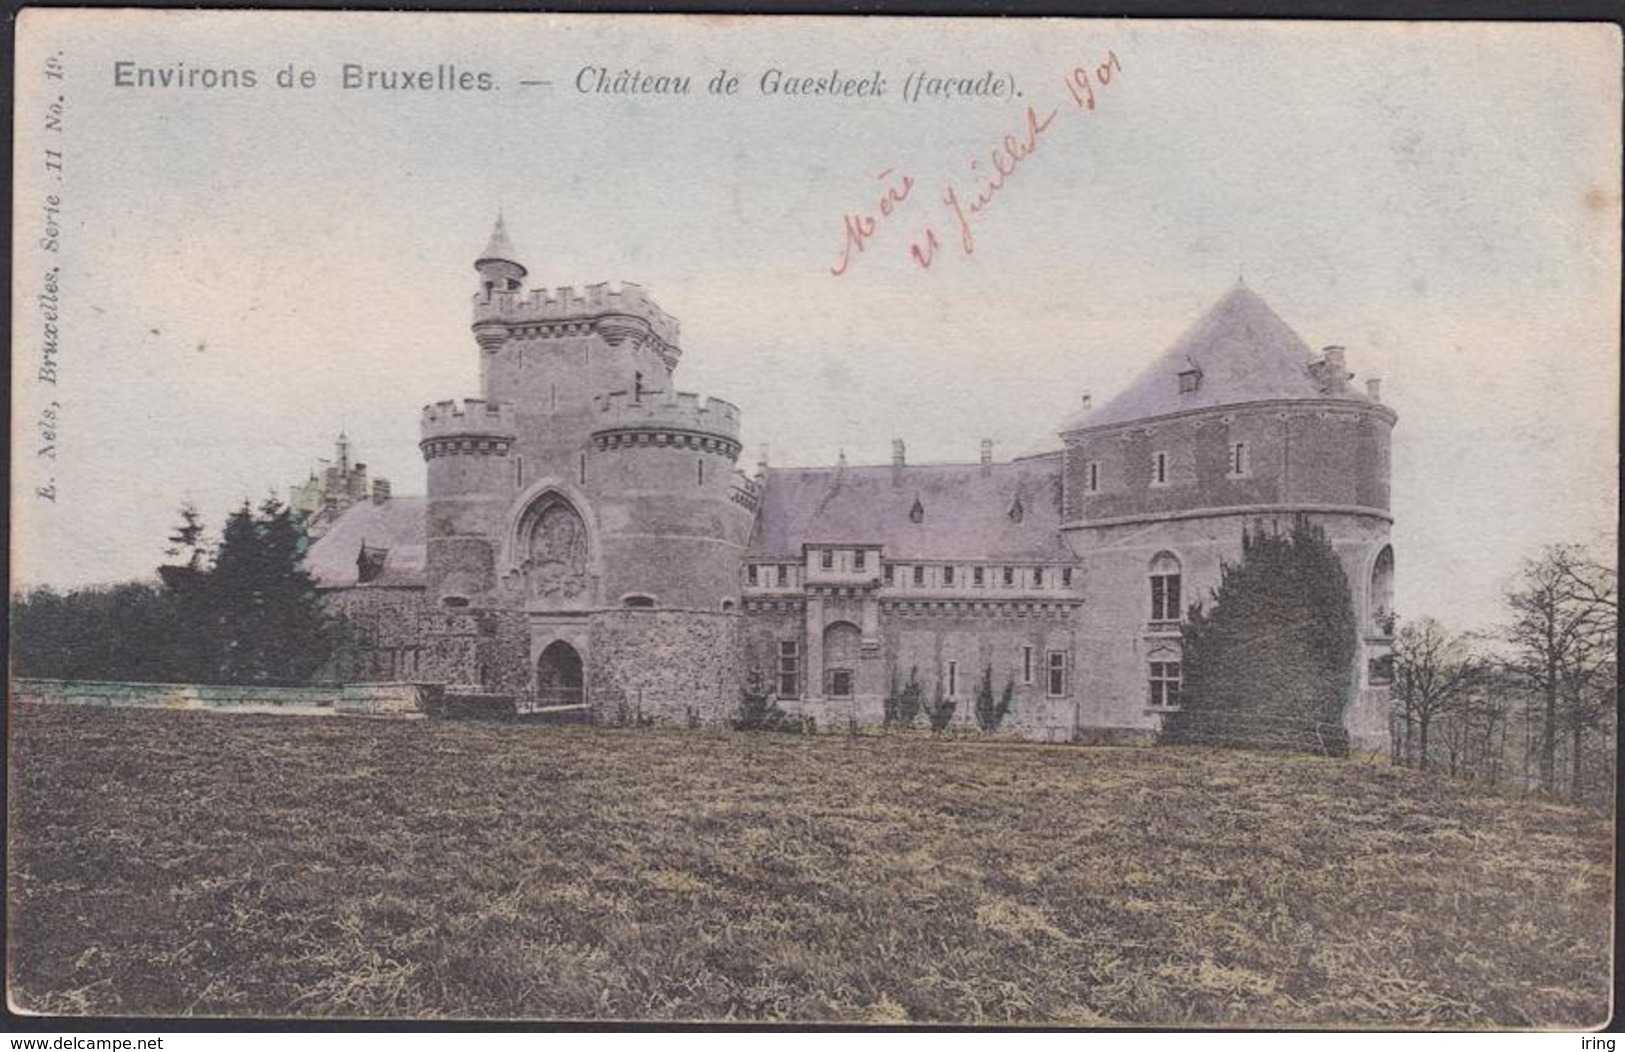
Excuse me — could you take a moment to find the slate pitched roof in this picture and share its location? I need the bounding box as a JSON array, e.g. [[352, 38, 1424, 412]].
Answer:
[[748, 456, 1071, 561], [304, 496, 428, 589], [1061, 283, 1372, 433]]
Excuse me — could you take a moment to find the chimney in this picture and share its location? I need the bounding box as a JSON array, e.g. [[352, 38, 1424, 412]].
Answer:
[[1366, 378, 1383, 403], [980, 438, 993, 474], [371, 478, 391, 504], [1314, 345, 1350, 394], [891, 439, 906, 468]]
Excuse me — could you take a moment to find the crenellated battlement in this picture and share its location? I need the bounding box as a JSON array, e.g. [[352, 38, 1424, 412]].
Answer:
[[473, 280, 682, 359], [728, 471, 762, 512], [420, 399, 518, 459], [590, 390, 743, 460], [593, 390, 740, 436]]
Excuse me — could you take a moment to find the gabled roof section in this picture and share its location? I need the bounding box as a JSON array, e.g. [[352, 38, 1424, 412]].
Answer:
[[304, 496, 428, 589], [748, 456, 1071, 561], [1063, 283, 1368, 432]]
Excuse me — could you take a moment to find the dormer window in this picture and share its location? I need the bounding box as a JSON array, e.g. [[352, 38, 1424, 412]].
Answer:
[[1178, 367, 1203, 394]]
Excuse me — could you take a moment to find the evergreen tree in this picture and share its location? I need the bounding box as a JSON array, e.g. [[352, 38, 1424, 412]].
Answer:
[[973, 665, 1016, 733], [1161, 518, 1358, 756], [206, 497, 332, 685], [158, 502, 214, 680]]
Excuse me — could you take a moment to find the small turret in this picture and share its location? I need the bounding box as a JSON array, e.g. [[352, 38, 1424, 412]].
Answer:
[[475, 213, 527, 296]]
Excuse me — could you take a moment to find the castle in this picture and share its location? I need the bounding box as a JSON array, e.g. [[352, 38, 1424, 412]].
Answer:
[[304, 218, 1397, 748]]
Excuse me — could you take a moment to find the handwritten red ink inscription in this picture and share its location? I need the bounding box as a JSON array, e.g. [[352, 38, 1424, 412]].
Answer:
[[829, 168, 916, 277], [829, 49, 1123, 276]]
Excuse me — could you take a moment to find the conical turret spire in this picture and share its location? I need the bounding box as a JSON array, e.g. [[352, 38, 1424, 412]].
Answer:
[[478, 212, 518, 265]]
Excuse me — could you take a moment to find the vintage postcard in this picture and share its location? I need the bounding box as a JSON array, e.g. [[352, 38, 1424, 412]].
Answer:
[[8, 9, 1619, 1028]]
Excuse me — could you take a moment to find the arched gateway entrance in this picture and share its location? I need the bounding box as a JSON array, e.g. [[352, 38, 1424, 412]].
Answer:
[[536, 640, 584, 708]]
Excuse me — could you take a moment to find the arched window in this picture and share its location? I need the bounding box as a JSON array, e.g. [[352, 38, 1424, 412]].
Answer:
[[621, 594, 656, 608], [1149, 552, 1182, 623], [823, 621, 861, 698], [1370, 545, 1395, 635]]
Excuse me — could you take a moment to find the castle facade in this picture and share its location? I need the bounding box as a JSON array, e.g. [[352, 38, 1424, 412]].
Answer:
[[306, 219, 1397, 748]]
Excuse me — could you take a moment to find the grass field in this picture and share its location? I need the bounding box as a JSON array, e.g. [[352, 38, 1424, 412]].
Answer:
[[7, 705, 1613, 1026]]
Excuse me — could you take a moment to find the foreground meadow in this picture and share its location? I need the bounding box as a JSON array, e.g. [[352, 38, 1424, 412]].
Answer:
[[7, 705, 1612, 1026]]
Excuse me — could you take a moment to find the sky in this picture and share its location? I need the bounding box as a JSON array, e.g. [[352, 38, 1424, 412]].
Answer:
[[11, 12, 1620, 632]]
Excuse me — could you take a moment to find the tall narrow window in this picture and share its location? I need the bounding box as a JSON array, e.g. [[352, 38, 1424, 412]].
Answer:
[[1022, 645, 1034, 685], [1033, 568, 1044, 587], [973, 567, 985, 587], [854, 550, 866, 571], [1062, 567, 1073, 588], [821, 549, 835, 570], [913, 565, 925, 586], [697, 459, 705, 485], [776, 565, 787, 587], [1228, 441, 1249, 477], [1152, 451, 1169, 486], [1149, 661, 1182, 707], [1086, 461, 1100, 492], [579, 453, 587, 485], [1150, 552, 1182, 622], [948, 660, 959, 697], [884, 564, 894, 585], [515, 456, 524, 487], [1003, 566, 1015, 587], [550, 383, 558, 411], [778, 641, 801, 698], [943, 565, 955, 586], [747, 565, 759, 586], [1047, 651, 1067, 697]]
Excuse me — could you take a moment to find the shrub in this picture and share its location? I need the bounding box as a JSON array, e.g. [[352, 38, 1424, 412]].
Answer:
[[922, 680, 956, 732], [973, 666, 1016, 733], [1160, 518, 1357, 756], [884, 666, 925, 728], [733, 687, 809, 734]]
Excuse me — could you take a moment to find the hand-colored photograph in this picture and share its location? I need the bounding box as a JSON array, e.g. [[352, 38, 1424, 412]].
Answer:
[[8, 10, 1618, 1027]]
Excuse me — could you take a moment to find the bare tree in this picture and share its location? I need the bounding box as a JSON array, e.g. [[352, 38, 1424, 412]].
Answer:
[[1392, 617, 1477, 770], [1503, 544, 1616, 795]]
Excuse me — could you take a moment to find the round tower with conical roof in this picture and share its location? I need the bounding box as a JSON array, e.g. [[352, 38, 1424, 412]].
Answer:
[[1059, 284, 1396, 750]]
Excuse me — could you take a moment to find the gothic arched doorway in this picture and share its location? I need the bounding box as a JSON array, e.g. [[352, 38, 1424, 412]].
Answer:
[[536, 640, 584, 708]]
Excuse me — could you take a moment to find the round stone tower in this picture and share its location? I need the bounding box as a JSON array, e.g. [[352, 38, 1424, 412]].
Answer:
[[587, 389, 753, 609], [1058, 284, 1396, 751]]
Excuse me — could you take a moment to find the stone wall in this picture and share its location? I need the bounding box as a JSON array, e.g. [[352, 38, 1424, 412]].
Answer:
[[12, 678, 435, 717], [321, 587, 431, 682], [587, 609, 741, 724], [1063, 402, 1393, 524]]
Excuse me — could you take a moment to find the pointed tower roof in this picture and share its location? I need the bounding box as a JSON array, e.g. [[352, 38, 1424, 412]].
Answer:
[[475, 213, 525, 273], [1063, 284, 1363, 432]]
